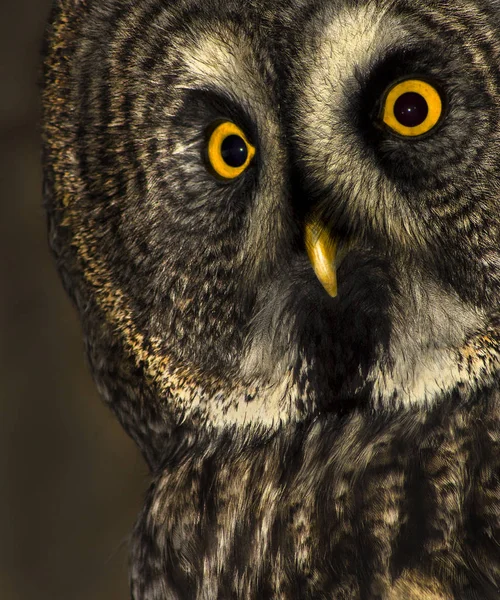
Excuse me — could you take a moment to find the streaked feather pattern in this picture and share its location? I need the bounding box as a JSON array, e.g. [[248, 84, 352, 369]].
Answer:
[[42, 0, 500, 597]]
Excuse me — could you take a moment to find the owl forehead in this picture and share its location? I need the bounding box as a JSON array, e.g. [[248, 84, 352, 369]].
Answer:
[[178, 29, 272, 108], [296, 2, 401, 78], [291, 4, 402, 137]]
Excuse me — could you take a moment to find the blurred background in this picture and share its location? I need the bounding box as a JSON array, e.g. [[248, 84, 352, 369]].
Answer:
[[0, 2, 147, 599]]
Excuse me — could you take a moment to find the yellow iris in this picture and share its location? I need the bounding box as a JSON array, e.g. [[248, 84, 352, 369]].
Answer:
[[382, 79, 443, 137], [207, 121, 255, 180]]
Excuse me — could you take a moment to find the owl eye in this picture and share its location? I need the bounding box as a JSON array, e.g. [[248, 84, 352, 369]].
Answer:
[[381, 79, 443, 137], [206, 121, 256, 180]]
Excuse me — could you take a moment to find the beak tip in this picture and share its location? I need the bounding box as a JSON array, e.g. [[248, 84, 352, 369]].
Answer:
[[325, 283, 338, 298]]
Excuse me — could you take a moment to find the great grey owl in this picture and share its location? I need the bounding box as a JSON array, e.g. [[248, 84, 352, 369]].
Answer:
[[42, 0, 500, 597]]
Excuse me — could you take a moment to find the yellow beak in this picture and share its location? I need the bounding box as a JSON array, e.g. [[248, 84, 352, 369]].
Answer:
[[305, 219, 338, 297]]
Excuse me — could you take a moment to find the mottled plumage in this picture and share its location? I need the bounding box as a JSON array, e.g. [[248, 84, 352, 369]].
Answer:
[[42, 0, 500, 597]]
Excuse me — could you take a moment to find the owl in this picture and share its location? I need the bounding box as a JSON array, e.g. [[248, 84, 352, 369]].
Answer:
[[42, 0, 500, 598]]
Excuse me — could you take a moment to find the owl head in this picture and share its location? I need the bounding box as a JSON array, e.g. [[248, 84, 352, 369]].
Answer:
[[42, 0, 500, 468]]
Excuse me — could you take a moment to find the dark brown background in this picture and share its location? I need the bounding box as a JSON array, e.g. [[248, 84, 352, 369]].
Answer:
[[1, 2, 147, 598]]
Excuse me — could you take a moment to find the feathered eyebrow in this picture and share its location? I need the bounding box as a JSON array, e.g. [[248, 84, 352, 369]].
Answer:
[[172, 28, 271, 120], [359, 45, 442, 88], [172, 88, 257, 142]]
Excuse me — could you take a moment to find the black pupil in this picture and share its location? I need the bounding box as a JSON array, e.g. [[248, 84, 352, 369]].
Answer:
[[221, 135, 248, 168], [393, 92, 428, 128]]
